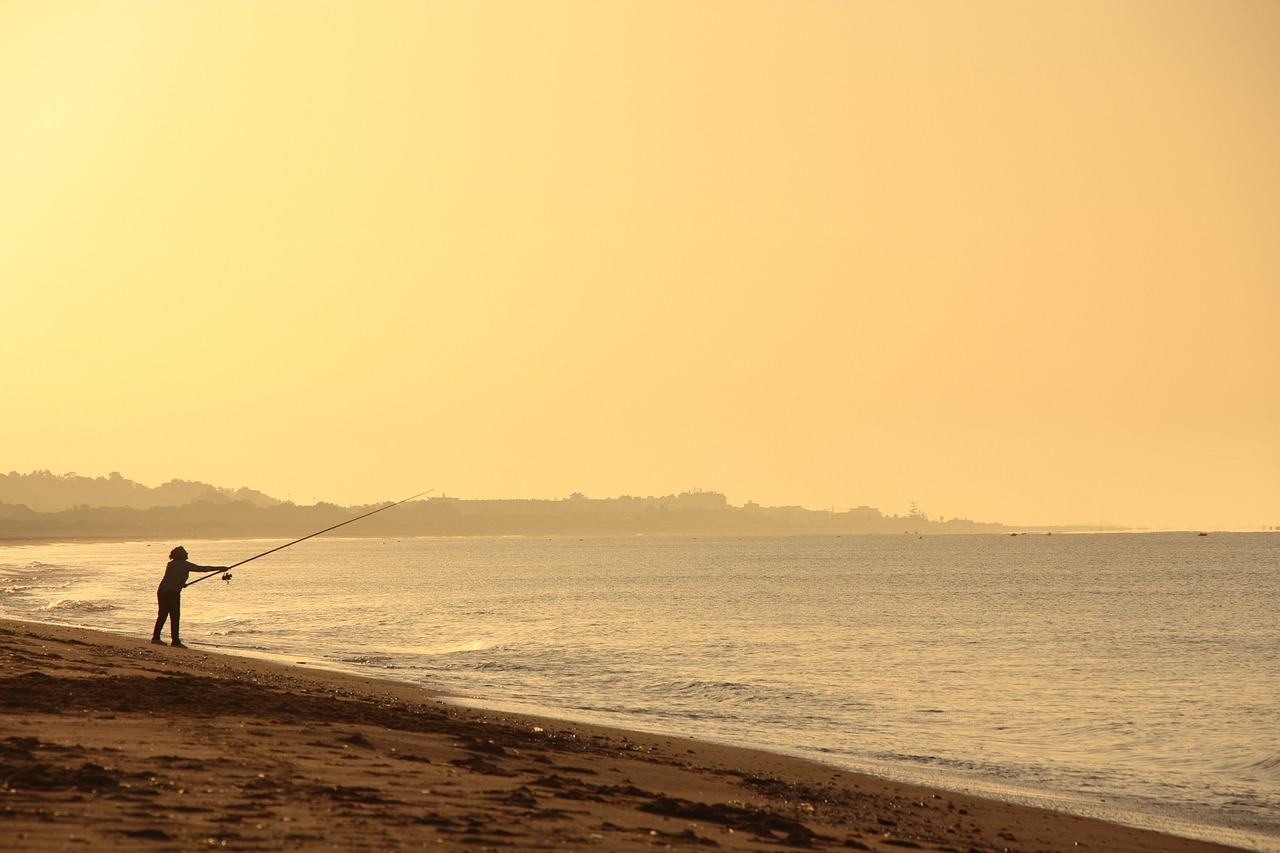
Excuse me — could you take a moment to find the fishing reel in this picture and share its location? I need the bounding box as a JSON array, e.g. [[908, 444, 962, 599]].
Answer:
[[221, 572, 234, 584]]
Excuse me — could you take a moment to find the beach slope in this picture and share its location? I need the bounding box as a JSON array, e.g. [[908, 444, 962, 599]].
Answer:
[[0, 619, 1247, 851]]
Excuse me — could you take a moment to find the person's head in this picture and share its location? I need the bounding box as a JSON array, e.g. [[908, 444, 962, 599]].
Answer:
[[169, 546, 188, 561]]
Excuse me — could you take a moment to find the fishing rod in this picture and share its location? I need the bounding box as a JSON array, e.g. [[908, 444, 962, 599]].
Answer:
[[186, 490, 435, 588]]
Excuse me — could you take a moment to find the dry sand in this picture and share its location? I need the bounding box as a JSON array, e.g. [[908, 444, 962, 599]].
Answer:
[[0, 618, 1247, 852]]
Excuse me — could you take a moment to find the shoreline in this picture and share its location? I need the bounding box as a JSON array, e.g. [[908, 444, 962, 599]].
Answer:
[[0, 618, 1253, 852]]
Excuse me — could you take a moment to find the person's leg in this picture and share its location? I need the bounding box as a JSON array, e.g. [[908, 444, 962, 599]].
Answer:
[[169, 593, 182, 645], [152, 590, 168, 642]]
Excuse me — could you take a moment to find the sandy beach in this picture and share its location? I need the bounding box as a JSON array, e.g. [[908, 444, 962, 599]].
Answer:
[[0, 619, 1249, 852]]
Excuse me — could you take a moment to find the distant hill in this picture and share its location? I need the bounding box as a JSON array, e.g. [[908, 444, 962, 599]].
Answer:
[[0, 471, 1123, 542], [0, 470, 281, 513]]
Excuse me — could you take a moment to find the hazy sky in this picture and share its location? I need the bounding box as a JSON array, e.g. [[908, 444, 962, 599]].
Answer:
[[3, 1, 1277, 530]]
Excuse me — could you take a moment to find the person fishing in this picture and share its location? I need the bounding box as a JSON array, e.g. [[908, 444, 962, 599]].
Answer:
[[152, 546, 228, 648], [164, 491, 431, 648]]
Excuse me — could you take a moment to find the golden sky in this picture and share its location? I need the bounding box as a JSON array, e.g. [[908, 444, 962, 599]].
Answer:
[[2, 1, 1277, 529]]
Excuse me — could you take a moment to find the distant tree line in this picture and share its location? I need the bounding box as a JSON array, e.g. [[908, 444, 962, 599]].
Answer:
[[0, 472, 1115, 542], [0, 470, 278, 513]]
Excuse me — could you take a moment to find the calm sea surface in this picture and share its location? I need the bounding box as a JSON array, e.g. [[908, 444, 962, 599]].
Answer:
[[3, 533, 1277, 851]]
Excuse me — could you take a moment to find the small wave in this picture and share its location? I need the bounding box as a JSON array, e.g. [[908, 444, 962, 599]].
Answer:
[[340, 655, 394, 666], [875, 750, 992, 776], [427, 640, 490, 654], [564, 700, 725, 722], [39, 599, 117, 613], [1237, 754, 1280, 780], [659, 679, 765, 704], [460, 655, 529, 671], [209, 617, 261, 636]]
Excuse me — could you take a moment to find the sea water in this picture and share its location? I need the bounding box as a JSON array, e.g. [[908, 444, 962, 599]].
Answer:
[[3, 532, 1277, 851]]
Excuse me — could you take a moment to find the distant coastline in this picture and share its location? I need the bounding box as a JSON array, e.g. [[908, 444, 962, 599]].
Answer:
[[0, 471, 1126, 542]]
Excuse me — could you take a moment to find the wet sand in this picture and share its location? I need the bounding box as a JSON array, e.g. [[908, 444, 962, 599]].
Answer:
[[0, 618, 1248, 851]]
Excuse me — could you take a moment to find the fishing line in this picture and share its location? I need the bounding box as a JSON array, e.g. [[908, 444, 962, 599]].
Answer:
[[186, 489, 434, 588]]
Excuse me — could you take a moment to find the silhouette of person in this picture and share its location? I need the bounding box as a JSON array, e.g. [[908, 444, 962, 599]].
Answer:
[[151, 546, 227, 648]]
